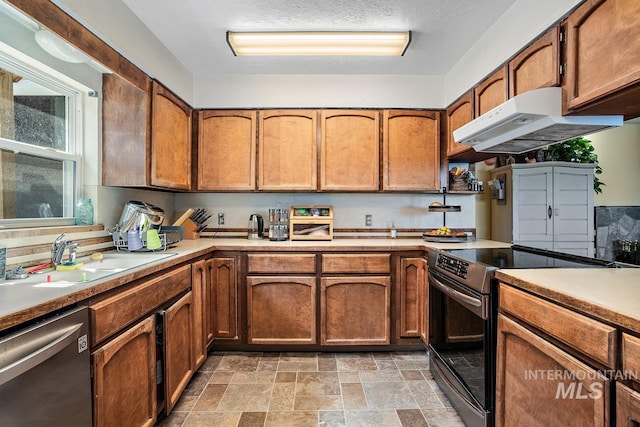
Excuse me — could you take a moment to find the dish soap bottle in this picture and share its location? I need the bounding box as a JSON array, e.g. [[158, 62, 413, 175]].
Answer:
[[75, 198, 94, 225], [0, 242, 6, 280]]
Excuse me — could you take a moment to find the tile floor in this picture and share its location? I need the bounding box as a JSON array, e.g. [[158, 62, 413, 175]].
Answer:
[[157, 351, 464, 427]]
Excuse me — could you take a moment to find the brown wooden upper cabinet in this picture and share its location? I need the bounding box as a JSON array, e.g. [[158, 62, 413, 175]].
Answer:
[[150, 81, 192, 190], [320, 110, 380, 191], [446, 91, 475, 158], [258, 110, 318, 191], [508, 25, 560, 97], [382, 110, 440, 191], [102, 73, 151, 187], [102, 77, 192, 190], [563, 0, 640, 119], [197, 110, 257, 191], [475, 66, 508, 117]]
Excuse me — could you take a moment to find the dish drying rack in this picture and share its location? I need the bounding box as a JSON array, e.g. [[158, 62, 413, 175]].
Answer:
[[111, 226, 184, 252]]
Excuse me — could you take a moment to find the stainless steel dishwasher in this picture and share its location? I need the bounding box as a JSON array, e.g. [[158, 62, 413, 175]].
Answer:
[[0, 306, 92, 426]]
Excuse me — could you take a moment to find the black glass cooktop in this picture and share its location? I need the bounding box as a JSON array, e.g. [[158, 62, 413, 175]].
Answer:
[[445, 245, 614, 269]]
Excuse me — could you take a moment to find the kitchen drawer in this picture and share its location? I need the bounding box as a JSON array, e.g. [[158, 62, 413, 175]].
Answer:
[[499, 284, 617, 368], [90, 265, 191, 345], [622, 333, 640, 374], [617, 382, 640, 425], [247, 253, 316, 274], [322, 253, 390, 274]]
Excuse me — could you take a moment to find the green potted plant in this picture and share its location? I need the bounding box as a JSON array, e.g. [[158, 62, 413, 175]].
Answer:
[[546, 137, 605, 193]]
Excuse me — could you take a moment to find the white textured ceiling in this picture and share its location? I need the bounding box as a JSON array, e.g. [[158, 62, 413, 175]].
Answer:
[[120, 0, 517, 76]]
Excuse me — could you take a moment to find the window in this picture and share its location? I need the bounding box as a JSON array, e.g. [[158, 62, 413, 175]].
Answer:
[[0, 42, 83, 227]]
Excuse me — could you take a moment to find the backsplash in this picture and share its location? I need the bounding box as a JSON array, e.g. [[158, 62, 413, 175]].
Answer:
[[595, 206, 640, 264]]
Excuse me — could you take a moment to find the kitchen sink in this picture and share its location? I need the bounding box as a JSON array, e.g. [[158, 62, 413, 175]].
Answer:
[[0, 252, 177, 288]]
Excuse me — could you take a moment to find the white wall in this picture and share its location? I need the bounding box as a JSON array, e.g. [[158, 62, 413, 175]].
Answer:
[[194, 74, 445, 109], [53, 0, 194, 104], [590, 124, 640, 206], [445, 0, 582, 104]]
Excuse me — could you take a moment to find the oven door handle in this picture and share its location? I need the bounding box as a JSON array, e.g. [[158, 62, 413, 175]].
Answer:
[[428, 271, 488, 319]]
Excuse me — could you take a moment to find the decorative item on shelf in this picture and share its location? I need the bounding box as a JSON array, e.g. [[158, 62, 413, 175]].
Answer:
[[546, 137, 605, 193], [424, 187, 468, 242], [290, 205, 333, 241], [448, 166, 479, 191]]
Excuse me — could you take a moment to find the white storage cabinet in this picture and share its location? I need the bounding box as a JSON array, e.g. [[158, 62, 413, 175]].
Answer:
[[490, 162, 595, 257]]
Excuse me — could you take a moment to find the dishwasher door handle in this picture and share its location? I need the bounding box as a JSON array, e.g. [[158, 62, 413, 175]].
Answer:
[[0, 323, 82, 387]]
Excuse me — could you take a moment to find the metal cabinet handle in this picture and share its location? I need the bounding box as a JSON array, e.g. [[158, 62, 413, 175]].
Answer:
[[548, 205, 552, 219]]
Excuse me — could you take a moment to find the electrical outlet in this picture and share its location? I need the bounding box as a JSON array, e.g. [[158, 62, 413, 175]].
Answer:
[[365, 214, 372, 226], [218, 212, 225, 225]]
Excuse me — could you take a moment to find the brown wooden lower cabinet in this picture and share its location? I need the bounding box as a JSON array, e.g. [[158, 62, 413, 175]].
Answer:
[[398, 257, 426, 338], [191, 260, 213, 367], [495, 313, 610, 427], [321, 276, 390, 345], [247, 276, 316, 344], [162, 291, 195, 414], [617, 382, 640, 426], [210, 257, 239, 340], [92, 315, 157, 427]]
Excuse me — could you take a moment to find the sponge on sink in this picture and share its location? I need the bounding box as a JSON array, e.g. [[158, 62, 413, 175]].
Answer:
[[55, 262, 84, 271]]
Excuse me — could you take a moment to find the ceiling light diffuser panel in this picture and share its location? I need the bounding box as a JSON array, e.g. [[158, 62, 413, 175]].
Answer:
[[227, 31, 411, 56]]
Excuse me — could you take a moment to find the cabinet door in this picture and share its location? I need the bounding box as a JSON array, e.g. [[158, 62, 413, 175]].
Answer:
[[552, 166, 594, 248], [398, 257, 426, 338], [102, 73, 151, 187], [92, 315, 156, 427], [509, 26, 560, 97], [247, 276, 316, 344], [211, 257, 238, 339], [382, 110, 439, 191], [150, 80, 192, 190], [258, 110, 318, 190], [191, 261, 208, 368], [617, 382, 640, 426], [320, 110, 380, 191], [163, 291, 195, 414], [446, 91, 475, 158], [563, 0, 640, 117], [474, 66, 508, 117], [495, 314, 610, 427], [197, 110, 256, 190], [512, 166, 554, 244], [321, 276, 390, 345]]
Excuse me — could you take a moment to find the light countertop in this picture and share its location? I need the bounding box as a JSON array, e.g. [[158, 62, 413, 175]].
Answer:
[[0, 237, 509, 333], [495, 268, 640, 334]]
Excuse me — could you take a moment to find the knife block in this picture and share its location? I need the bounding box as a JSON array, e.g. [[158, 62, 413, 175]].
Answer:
[[183, 218, 200, 240]]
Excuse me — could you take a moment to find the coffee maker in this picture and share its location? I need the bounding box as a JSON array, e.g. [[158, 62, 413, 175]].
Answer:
[[248, 214, 264, 239]]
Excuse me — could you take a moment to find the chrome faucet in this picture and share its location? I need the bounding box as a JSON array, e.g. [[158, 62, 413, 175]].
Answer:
[[51, 233, 80, 265]]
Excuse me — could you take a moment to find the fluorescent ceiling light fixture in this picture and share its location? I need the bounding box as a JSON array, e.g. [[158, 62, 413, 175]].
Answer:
[[34, 29, 90, 63], [227, 31, 411, 56]]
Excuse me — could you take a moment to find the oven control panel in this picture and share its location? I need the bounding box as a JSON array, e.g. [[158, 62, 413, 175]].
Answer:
[[436, 253, 469, 279]]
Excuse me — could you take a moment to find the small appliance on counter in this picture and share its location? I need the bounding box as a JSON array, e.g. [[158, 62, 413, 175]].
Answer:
[[290, 205, 333, 241], [268, 208, 289, 241], [248, 214, 264, 240]]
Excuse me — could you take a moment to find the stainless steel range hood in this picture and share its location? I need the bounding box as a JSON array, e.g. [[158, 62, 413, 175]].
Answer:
[[453, 87, 623, 154]]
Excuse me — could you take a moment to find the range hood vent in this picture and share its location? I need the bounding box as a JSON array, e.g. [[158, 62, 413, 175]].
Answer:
[[453, 87, 623, 154]]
